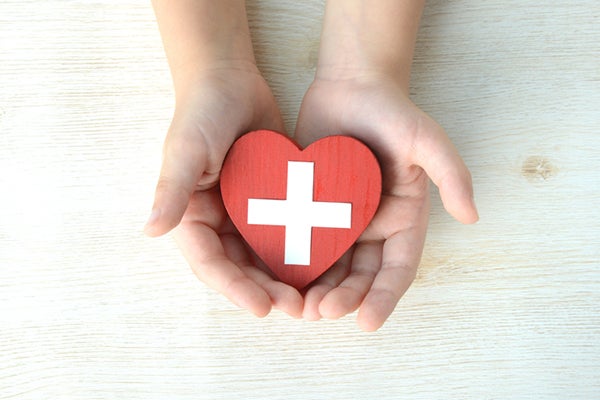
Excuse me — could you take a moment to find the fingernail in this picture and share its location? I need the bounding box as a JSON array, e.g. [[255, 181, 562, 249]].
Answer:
[[470, 196, 480, 222], [144, 208, 161, 234]]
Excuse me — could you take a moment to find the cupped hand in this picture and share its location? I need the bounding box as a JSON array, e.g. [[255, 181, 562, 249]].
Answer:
[[145, 63, 303, 318], [295, 72, 479, 331]]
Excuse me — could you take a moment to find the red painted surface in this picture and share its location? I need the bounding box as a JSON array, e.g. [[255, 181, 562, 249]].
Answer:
[[220, 130, 381, 289]]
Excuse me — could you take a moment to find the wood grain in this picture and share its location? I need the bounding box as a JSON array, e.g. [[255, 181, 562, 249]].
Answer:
[[1, 0, 598, 399], [220, 130, 380, 289]]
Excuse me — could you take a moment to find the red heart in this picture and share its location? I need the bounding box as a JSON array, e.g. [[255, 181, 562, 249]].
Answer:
[[220, 130, 381, 289]]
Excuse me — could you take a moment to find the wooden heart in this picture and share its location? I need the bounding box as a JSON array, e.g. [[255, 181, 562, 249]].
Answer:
[[220, 130, 381, 289]]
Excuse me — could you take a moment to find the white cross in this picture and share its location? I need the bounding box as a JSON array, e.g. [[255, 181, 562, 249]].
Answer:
[[247, 161, 352, 265]]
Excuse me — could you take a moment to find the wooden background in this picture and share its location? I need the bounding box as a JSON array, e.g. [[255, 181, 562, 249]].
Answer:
[[1, 1, 598, 398]]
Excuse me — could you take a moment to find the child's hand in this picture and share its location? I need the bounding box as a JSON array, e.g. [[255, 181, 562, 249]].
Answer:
[[292, 0, 477, 331], [295, 72, 478, 331], [145, 64, 304, 318], [147, 1, 303, 318]]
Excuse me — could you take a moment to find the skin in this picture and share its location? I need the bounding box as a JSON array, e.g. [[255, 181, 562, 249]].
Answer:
[[296, 0, 479, 330], [146, 0, 478, 331]]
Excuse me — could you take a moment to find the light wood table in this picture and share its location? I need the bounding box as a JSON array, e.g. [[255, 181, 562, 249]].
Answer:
[[1, 1, 598, 398]]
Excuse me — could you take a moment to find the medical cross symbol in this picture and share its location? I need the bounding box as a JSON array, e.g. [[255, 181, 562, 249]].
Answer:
[[247, 161, 352, 265]]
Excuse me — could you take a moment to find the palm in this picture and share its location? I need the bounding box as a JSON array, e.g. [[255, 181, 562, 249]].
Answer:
[[174, 186, 303, 318], [295, 76, 469, 331]]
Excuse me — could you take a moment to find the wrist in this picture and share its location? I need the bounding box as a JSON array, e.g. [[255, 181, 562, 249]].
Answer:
[[316, 0, 424, 91], [153, 0, 257, 89]]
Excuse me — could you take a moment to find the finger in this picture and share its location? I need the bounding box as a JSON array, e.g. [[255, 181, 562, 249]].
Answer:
[[357, 226, 426, 332], [413, 119, 479, 224], [144, 117, 211, 237], [262, 282, 304, 319], [173, 222, 272, 317], [302, 251, 352, 321], [318, 241, 381, 320], [237, 246, 304, 318], [242, 267, 304, 319], [233, 251, 304, 319], [302, 286, 329, 321], [218, 231, 305, 317]]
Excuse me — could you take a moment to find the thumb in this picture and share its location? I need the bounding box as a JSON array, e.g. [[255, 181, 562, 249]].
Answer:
[[144, 119, 210, 237], [413, 120, 479, 224]]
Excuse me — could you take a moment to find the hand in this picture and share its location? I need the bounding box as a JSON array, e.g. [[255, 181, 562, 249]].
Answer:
[[145, 64, 304, 318], [295, 72, 478, 331]]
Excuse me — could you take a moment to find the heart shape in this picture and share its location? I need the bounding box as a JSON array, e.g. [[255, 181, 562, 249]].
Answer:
[[220, 130, 381, 289]]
